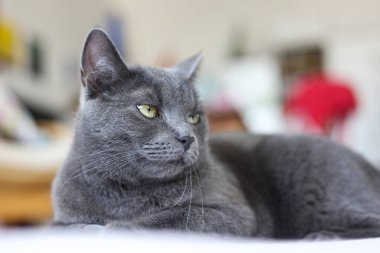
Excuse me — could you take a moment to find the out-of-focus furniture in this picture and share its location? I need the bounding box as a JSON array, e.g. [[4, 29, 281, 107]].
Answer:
[[207, 111, 246, 133], [0, 181, 53, 224], [0, 121, 71, 225], [284, 74, 356, 140]]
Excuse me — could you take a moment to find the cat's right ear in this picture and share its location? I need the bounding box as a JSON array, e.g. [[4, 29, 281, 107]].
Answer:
[[81, 28, 127, 98], [167, 52, 203, 83]]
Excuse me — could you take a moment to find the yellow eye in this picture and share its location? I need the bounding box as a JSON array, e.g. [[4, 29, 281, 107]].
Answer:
[[187, 114, 200, 124], [137, 104, 158, 118]]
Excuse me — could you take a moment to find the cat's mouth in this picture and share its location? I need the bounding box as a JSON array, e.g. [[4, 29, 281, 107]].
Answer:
[[143, 150, 183, 162], [141, 144, 199, 166]]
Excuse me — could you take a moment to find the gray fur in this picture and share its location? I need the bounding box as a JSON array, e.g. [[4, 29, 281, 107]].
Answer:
[[53, 28, 380, 239]]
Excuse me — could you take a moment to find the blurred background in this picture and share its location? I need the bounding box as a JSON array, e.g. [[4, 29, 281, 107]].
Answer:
[[1, 0, 380, 227]]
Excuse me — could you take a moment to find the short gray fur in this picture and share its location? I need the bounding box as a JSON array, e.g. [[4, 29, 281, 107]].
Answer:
[[53, 28, 380, 239]]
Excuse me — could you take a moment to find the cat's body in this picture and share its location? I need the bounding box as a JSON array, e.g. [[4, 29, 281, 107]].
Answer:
[[53, 28, 380, 239], [211, 133, 380, 238]]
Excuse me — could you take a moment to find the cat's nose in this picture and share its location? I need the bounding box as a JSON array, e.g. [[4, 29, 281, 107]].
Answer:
[[177, 136, 194, 151]]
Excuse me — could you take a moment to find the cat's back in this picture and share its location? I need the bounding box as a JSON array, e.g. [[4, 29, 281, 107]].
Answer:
[[209, 132, 380, 237], [210, 132, 373, 170], [209, 132, 380, 186]]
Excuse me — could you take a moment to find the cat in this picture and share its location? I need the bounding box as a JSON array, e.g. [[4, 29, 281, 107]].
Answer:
[[52, 28, 380, 239]]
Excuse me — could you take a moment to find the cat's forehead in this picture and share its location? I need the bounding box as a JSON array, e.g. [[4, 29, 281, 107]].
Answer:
[[126, 66, 197, 107], [132, 66, 181, 88]]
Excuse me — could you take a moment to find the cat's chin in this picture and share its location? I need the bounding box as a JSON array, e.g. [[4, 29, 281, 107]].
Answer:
[[140, 163, 190, 181], [138, 153, 199, 181]]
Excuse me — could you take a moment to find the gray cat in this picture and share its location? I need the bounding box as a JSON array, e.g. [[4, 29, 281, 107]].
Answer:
[[52, 28, 380, 239]]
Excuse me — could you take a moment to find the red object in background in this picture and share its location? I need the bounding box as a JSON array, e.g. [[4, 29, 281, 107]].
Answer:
[[285, 74, 357, 137]]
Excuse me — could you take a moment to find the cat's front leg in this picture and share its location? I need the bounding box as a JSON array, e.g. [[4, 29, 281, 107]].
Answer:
[[106, 204, 255, 236]]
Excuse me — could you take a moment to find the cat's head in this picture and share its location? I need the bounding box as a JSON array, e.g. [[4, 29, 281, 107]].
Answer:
[[77, 28, 207, 182]]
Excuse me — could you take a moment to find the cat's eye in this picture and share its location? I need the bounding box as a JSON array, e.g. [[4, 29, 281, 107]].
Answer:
[[187, 114, 200, 124], [137, 104, 158, 118]]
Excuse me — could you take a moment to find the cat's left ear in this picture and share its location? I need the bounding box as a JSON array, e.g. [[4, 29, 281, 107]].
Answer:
[[168, 52, 203, 82], [81, 28, 127, 98]]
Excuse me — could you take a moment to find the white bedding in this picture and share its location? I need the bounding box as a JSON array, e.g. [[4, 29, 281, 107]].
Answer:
[[1, 229, 380, 253]]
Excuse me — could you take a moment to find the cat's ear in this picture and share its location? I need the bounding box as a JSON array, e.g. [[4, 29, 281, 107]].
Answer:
[[81, 28, 126, 98], [168, 52, 203, 82]]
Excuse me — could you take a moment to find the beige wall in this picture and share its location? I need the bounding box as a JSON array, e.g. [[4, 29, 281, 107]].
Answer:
[[3, 0, 380, 163], [109, 0, 380, 69], [107, 0, 380, 163], [2, 0, 109, 114]]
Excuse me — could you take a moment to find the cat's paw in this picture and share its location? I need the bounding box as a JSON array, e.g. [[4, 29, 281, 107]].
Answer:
[[105, 221, 141, 232], [54, 223, 105, 233], [81, 224, 106, 232], [304, 231, 341, 240]]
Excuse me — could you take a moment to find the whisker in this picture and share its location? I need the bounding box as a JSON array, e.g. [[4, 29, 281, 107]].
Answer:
[[70, 148, 118, 160], [186, 171, 193, 230], [194, 167, 205, 228], [174, 174, 188, 206], [62, 164, 103, 186], [71, 150, 142, 164], [98, 155, 145, 185], [63, 152, 143, 186], [63, 152, 127, 185]]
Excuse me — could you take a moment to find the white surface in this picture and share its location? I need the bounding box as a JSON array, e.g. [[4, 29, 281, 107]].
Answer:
[[1, 229, 380, 253]]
